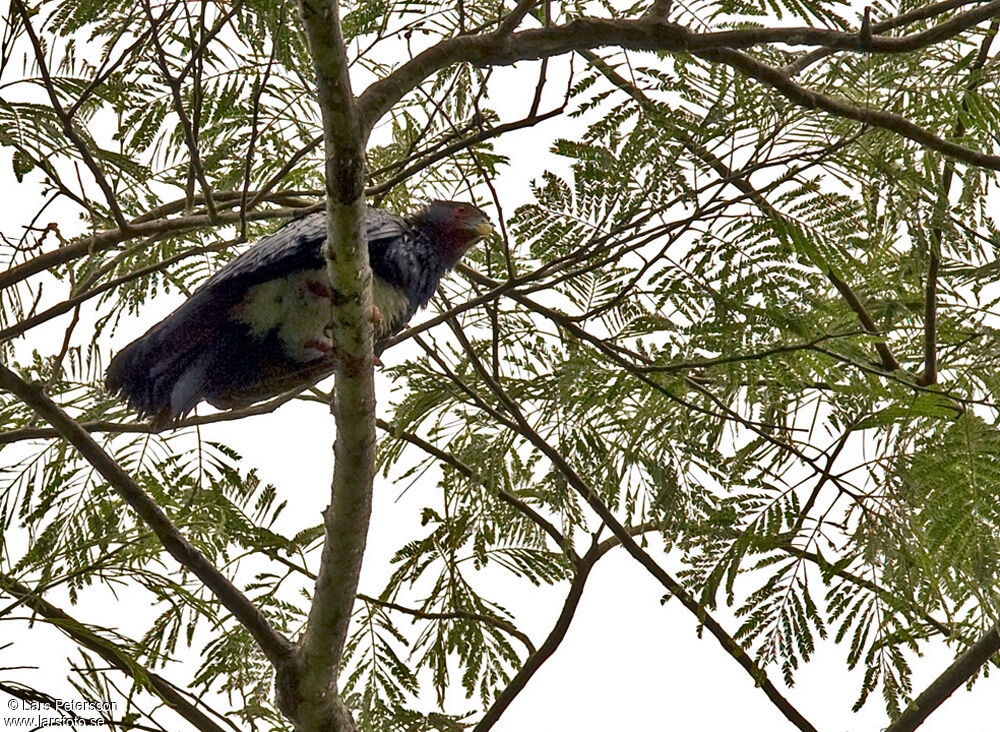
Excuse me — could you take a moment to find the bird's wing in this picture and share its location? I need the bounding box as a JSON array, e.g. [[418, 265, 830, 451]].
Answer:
[[201, 206, 411, 293], [201, 211, 328, 292]]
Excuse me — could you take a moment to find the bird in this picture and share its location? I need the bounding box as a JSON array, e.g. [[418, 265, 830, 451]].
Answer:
[[106, 200, 491, 425]]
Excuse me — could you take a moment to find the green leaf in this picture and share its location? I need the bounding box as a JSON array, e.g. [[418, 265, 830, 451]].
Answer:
[[11, 150, 33, 182]]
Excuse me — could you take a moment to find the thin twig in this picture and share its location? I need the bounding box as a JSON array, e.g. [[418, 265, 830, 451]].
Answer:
[[919, 20, 998, 386], [358, 593, 536, 654], [9, 0, 128, 230], [784, 0, 988, 76], [374, 417, 576, 563], [142, 0, 218, 220], [496, 0, 539, 35]]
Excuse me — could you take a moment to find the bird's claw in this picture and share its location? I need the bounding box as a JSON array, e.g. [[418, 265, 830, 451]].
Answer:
[[305, 339, 338, 361], [307, 280, 333, 299], [309, 289, 384, 369], [308, 338, 383, 369]]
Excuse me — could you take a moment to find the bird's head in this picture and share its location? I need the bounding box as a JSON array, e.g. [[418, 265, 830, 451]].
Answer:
[[415, 200, 492, 266]]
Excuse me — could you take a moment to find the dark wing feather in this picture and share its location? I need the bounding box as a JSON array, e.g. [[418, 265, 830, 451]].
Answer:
[[200, 207, 410, 290]]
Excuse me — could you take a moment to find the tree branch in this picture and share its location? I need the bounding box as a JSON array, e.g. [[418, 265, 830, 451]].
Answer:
[[0, 364, 294, 667], [141, 0, 219, 220], [374, 417, 576, 562], [471, 535, 601, 732], [0, 573, 237, 732], [0, 389, 308, 446], [697, 45, 1000, 172], [292, 0, 375, 728], [0, 236, 243, 343], [358, 2, 1000, 172], [496, 0, 539, 35], [825, 269, 902, 371], [783, 0, 988, 76], [473, 524, 659, 732], [0, 201, 312, 295], [884, 622, 1000, 732], [366, 105, 564, 197], [443, 321, 819, 732], [919, 20, 998, 385], [779, 545, 952, 639]]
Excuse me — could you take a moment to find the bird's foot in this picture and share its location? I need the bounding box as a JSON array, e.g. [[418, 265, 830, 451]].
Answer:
[[307, 338, 383, 369], [307, 280, 333, 299], [304, 339, 338, 361]]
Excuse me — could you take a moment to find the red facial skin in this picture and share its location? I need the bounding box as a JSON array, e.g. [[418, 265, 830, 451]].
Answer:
[[431, 202, 490, 263]]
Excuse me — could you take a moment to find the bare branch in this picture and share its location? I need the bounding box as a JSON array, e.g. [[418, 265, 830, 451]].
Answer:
[[0, 390, 306, 446], [0, 236, 242, 343], [247, 137, 325, 210], [473, 530, 648, 732], [176, 0, 246, 82], [367, 105, 564, 196], [825, 269, 902, 371]]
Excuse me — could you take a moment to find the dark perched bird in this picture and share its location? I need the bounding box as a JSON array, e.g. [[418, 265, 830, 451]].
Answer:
[[106, 201, 490, 424]]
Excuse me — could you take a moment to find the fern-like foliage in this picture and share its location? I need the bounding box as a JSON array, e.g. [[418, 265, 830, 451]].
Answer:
[[3, 0, 1000, 729]]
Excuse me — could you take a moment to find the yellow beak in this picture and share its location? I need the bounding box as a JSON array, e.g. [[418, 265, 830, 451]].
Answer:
[[472, 218, 493, 239]]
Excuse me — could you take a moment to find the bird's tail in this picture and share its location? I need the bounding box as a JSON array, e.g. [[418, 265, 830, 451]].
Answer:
[[105, 319, 217, 426]]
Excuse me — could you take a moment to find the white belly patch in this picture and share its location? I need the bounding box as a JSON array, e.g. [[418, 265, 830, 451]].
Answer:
[[372, 277, 411, 339], [236, 270, 333, 361], [235, 270, 411, 359]]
